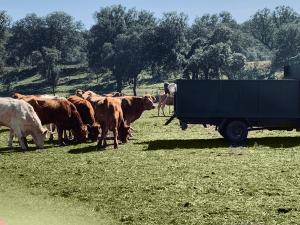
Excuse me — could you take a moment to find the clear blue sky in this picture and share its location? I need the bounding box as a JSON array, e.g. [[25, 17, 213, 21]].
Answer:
[[1, 0, 300, 28]]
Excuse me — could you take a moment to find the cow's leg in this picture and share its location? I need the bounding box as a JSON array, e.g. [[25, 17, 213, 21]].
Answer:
[[47, 124, 55, 142], [158, 102, 161, 116], [161, 104, 165, 116], [103, 128, 108, 147], [17, 136, 27, 151], [97, 124, 107, 149], [68, 130, 73, 140], [8, 129, 15, 149], [22, 137, 28, 149], [16, 131, 27, 151], [57, 127, 65, 146], [113, 128, 118, 149], [63, 130, 68, 141]]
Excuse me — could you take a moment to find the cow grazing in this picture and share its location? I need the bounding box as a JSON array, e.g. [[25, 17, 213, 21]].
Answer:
[[67, 95, 100, 141], [119, 96, 155, 126], [94, 97, 130, 149], [158, 94, 174, 116], [13, 94, 87, 145], [0, 98, 47, 150]]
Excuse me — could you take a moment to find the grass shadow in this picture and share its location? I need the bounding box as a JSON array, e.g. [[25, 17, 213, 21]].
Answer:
[[68, 145, 99, 154], [0, 129, 10, 134], [139, 136, 300, 151], [0, 145, 54, 154]]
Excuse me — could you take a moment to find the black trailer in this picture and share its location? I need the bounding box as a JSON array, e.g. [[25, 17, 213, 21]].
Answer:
[[170, 77, 300, 143]]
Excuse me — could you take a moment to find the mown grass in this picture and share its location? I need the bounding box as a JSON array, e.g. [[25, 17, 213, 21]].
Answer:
[[1, 109, 300, 225]]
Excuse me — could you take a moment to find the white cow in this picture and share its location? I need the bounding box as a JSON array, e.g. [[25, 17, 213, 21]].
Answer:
[[0, 98, 48, 150]]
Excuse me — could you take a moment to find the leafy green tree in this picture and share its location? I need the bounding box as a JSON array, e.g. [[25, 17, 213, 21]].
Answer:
[[37, 47, 61, 95], [185, 23, 246, 80], [89, 5, 157, 93], [45, 12, 86, 64], [7, 12, 85, 66], [0, 11, 11, 71], [151, 12, 188, 72], [248, 8, 275, 50], [7, 14, 46, 65], [247, 6, 299, 50], [273, 23, 300, 68], [272, 6, 299, 28]]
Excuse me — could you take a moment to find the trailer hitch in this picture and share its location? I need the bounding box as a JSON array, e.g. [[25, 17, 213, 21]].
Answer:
[[164, 114, 176, 126]]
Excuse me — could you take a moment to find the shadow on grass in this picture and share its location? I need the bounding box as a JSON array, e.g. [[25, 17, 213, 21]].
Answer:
[[68, 145, 99, 154], [138, 136, 300, 151], [0, 145, 54, 154], [68, 142, 125, 154], [0, 129, 10, 134]]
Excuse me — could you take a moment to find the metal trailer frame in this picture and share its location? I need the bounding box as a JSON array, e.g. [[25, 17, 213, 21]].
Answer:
[[167, 79, 300, 143]]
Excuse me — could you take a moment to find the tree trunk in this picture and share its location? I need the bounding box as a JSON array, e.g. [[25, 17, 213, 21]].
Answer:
[[133, 75, 137, 96], [116, 75, 122, 93], [204, 68, 209, 80]]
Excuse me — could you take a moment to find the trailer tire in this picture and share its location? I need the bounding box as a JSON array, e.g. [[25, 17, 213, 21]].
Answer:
[[224, 120, 248, 143], [218, 127, 227, 139]]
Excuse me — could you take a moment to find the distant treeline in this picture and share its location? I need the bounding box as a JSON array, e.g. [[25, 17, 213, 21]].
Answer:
[[0, 5, 300, 94]]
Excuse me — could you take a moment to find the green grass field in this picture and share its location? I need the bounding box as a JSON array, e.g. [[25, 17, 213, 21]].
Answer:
[[1, 109, 300, 225]]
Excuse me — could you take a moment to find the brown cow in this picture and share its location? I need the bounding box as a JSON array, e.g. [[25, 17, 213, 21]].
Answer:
[[119, 96, 155, 126], [67, 95, 100, 141], [13, 93, 87, 145], [104, 92, 125, 97], [75, 90, 98, 100], [94, 97, 130, 149], [157, 94, 174, 116]]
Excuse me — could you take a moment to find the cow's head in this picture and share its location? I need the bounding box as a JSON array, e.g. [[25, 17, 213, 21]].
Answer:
[[73, 125, 88, 143], [143, 96, 155, 110], [75, 89, 85, 98], [32, 128, 48, 149], [87, 124, 100, 142]]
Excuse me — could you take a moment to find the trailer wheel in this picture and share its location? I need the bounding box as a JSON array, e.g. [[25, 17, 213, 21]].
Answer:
[[224, 120, 248, 143], [218, 127, 227, 139]]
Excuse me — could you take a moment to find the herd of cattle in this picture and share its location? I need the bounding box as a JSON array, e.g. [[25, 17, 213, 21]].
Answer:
[[0, 90, 162, 150]]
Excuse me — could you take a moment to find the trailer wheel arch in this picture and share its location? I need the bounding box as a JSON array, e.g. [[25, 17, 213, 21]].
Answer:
[[218, 119, 250, 143], [218, 118, 250, 131]]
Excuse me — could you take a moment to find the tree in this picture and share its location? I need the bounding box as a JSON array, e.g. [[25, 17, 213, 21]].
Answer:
[[273, 23, 300, 69], [37, 47, 61, 95], [248, 8, 275, 50], [247, 6, 299, 50], [89, 6, 157, 93], [185, 24, 246, 80], [0, 11, 11, 71], [272, 6, 299, 29], [146, 12, 188, 74], [7, 12, 86, 66], [7, 14, 46, 65], [45, 12, 86, 64]]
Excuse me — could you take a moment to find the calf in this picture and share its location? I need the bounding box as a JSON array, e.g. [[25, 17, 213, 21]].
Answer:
[[0, 98, 47, 150], [94, 97, 130, 149], [158, 94, 174, 116], [67, 95, 100, 141]]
